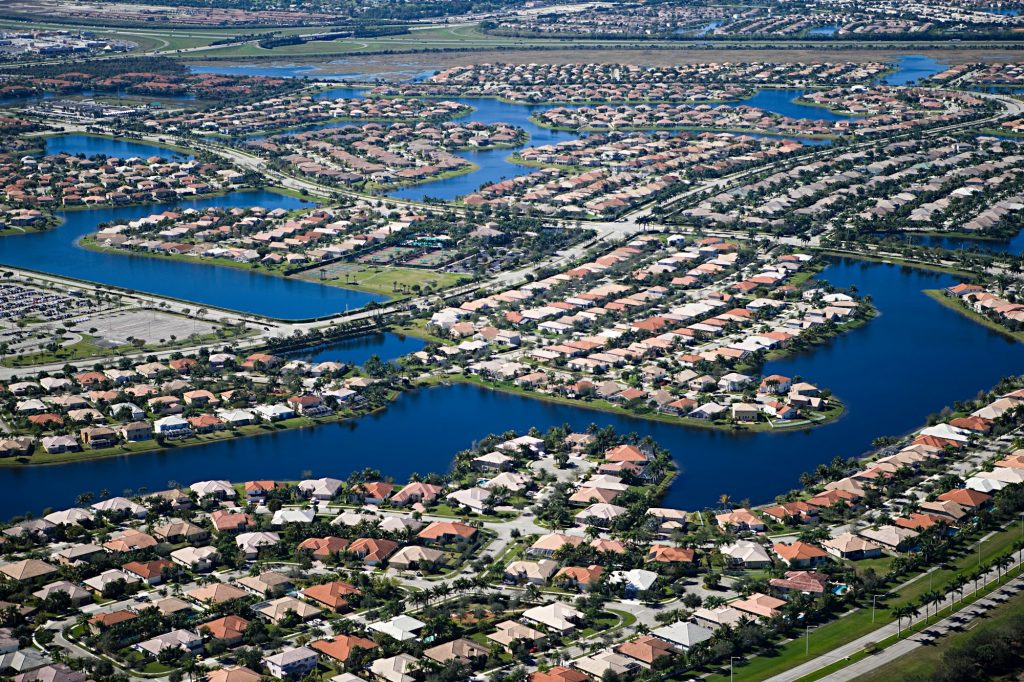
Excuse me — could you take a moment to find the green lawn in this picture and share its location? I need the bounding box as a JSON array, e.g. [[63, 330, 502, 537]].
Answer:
[[303, 265, 469, 297], [703, 525, 1024, 682], [856, 583, 1024, 681]]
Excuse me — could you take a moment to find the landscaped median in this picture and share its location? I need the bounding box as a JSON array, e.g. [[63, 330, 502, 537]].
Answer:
[[797, 559, 1024, 682], [700, 523, 1024, 682]]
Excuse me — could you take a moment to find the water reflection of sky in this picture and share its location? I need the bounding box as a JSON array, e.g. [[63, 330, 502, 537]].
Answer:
[[183, 57, 944, 201]]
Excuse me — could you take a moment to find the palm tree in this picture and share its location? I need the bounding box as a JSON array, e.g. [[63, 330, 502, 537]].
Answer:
[[949, 574, 968, 610], [891, 605, 914, 638], [919, 590, 941, 622], [970, 567, 986, 596], [718, 493, 733, 510], [996, 554, 1014, 583]]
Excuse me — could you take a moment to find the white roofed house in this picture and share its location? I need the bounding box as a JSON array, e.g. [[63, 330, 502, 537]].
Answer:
[[484, 471, 531, 492], [218, 408, 256, 427], [190, 480, 236, 500], [298, 477, 343, 501], [91, 496, 147, 519], [472, 451, 514, 471], [575, 503, 626, 528], [447, 487, 491, 514], [369, 615, 426, 642], [504, 559, 559, 585], [720, 540, 773, 568], [43, 508, 94, 527], [170, 546, 219, 572], [271, 508, 316, 525], [651, 621, 715, 650], [498, 434, 546, 456], [263, 647, 317, 679], [255, 404, 296, 422], [609, 568, 659, 596], [235, 531, 281, 559], [574, 650, 640, 679], [521, 602, 583, 633], [136, 629, 202, 658]]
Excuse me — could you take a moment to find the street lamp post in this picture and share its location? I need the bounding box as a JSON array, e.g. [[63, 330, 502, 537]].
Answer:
[[730, 656, 740, 682], [871, 594, 879, 623], [806, 626, 816, 656]]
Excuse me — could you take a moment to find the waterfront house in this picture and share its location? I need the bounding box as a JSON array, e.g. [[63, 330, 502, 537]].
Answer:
[[118, 421, 153, 442], [80, 426, 117, 449], [298, 477, 343, 500], [154, 415, 192, 438], [255, 404, 295, 422], [715, 508, 765, 532], [391, 481, 443, 505]]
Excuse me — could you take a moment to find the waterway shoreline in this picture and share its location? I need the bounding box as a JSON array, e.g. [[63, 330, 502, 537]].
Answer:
[[525, 114, 843, 140], [923, 288, 1024, 343], [77, 235, 400, 302], [433, 372, 847, 434], [0, 396, 397, 471]]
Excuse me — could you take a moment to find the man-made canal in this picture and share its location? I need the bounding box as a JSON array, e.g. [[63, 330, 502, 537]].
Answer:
[[43, 135, 194, 160], [0, 185, 387, 319], [310, 84, 837, 201], [0, 53, 1008, 517], [2, 259, 1021, 518], [284, 331, 426, 366]]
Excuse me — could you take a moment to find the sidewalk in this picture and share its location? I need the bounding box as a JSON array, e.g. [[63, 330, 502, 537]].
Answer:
[[820, 573, 1024, 681], [764, 551, 1021, 682]]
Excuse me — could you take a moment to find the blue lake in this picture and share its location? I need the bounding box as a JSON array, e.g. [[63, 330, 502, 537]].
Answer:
[[44, 135, 193, 161], [734, 89, 858, 122], [3, 259, 1022, 518], [900, 232, 1024, 255], [808, 25, 838, 36], [310, 86, 833, 201], [284, 331, 426, 366], [879, 55, 947, 85], [0, 186, 387, 319]]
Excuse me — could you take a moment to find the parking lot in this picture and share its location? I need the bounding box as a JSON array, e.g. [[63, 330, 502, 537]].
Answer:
[[69, 309, 219, 345]]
